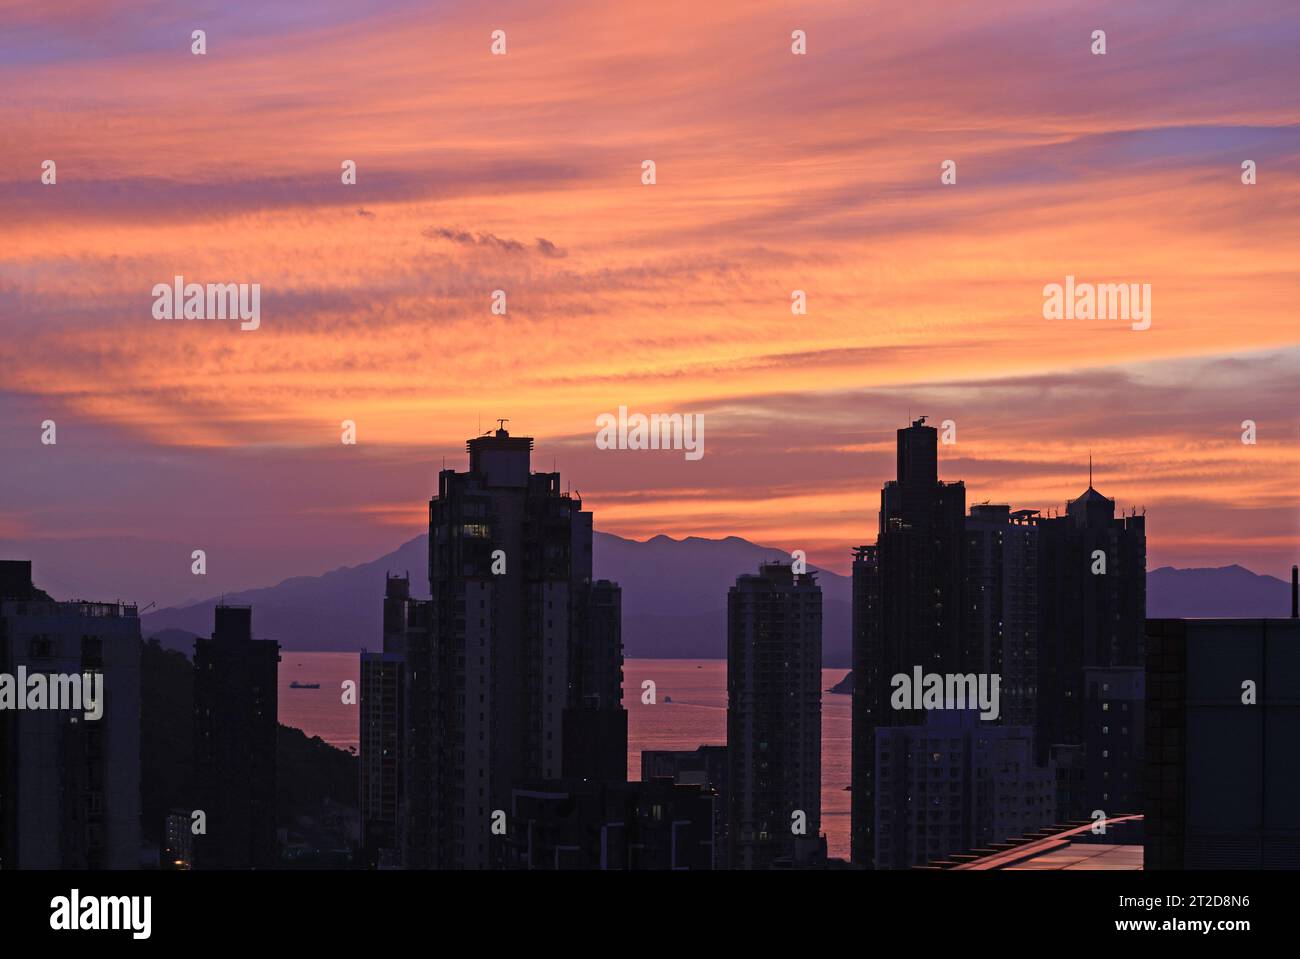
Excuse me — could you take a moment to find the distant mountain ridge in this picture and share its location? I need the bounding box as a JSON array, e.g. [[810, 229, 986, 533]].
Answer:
[[1147, 564, 1293, 618], [139, 533, 1293, 668]]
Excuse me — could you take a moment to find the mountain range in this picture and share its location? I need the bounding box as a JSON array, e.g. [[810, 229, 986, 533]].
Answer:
[[137, 532, 1296, 668]]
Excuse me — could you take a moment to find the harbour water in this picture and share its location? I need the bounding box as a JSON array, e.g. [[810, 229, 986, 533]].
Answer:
[[279, 653, 853, 860]]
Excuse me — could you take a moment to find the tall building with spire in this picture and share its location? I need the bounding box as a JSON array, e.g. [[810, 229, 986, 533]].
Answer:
[[402, 425, 625, 869], [851, 422, 1140, 865], [1035, 478, 1146, 817]]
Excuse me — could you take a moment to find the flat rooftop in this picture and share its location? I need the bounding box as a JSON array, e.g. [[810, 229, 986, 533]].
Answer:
[[1000, 842, 1142, 870], [923, 815, 1144, 871]]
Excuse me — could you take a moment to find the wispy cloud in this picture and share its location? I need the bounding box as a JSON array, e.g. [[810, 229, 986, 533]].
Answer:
[[2, 0, 1298, 592]]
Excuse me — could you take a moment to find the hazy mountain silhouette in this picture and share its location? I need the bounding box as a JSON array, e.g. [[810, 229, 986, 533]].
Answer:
[[596, 533, 852, 662], [142, 534, 429, 659], [140, 531, 855, 661], [139, 533, 1292, 667], [1147, 564, 1293, 618]]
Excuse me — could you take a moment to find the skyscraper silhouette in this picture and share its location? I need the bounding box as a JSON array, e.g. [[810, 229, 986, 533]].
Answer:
[[1036, 483, 1145, 816], [851, 418, 968, 867], [852, 429, 1147, 865], [193, 605, 280, 869], [727, 562, 823, 868], [402, 426, 625, 868], [965, 504, 1039, 730], [360, 573, 424, 867]]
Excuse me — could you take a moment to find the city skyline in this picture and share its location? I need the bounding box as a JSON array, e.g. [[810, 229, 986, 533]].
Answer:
[[6, 420, 1299, 872], [5, 0, 1298, 941]]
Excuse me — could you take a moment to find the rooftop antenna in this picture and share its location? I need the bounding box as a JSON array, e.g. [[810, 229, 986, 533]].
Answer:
[[497, 418, 509, 432]]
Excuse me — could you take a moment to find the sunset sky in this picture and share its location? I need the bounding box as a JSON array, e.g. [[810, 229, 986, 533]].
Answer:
[[2, 0, 1298, 606]]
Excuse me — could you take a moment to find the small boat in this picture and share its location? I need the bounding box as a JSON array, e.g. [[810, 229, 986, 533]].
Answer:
[[289, 681, 321, 689]]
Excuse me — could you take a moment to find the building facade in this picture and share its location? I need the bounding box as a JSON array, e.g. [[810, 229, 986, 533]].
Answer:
[[1083, 666, 1144, 817], [852, 418, 969, 867], [965, 504, 1039, 729], [875, 710, 1056, 868], [0, 560, 141, 870], [642, 745, 728, 868], [727, 562, 822, 869], [193, 605, 280, 869], [1146, 613, 1300, 869], [360, 574, 422, 866], [1036, 485, 1145, 816], [404, 426, 624, 868], [507, 779, 715, 870]]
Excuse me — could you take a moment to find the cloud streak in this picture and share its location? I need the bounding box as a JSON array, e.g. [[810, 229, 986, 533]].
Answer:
[[1, 0, 1298, 593]]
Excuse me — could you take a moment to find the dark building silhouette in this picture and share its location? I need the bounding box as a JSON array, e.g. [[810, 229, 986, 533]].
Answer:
[[1083, 666, 1144, 818], [1051, 743, 1087, 824], [0, 560, 141, 869], [965, 504, 1039, 729], [164, 808, 194, 870], [850, 423, 1137, 866], [1146, 607, 1300, 869], [193, 605, 280, 869], [727, 562, 822, 869], [360, 573, 424, 867], [403, 426, 624, 868], [507, 779, 714, 869], [852, 418, 968, 867], [562, 578, 627, 782], [1036, 482, 1146, 817], [642, 745, 728, 867], [849, 544, 879, 866], [875, 710, 1055, 868]]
